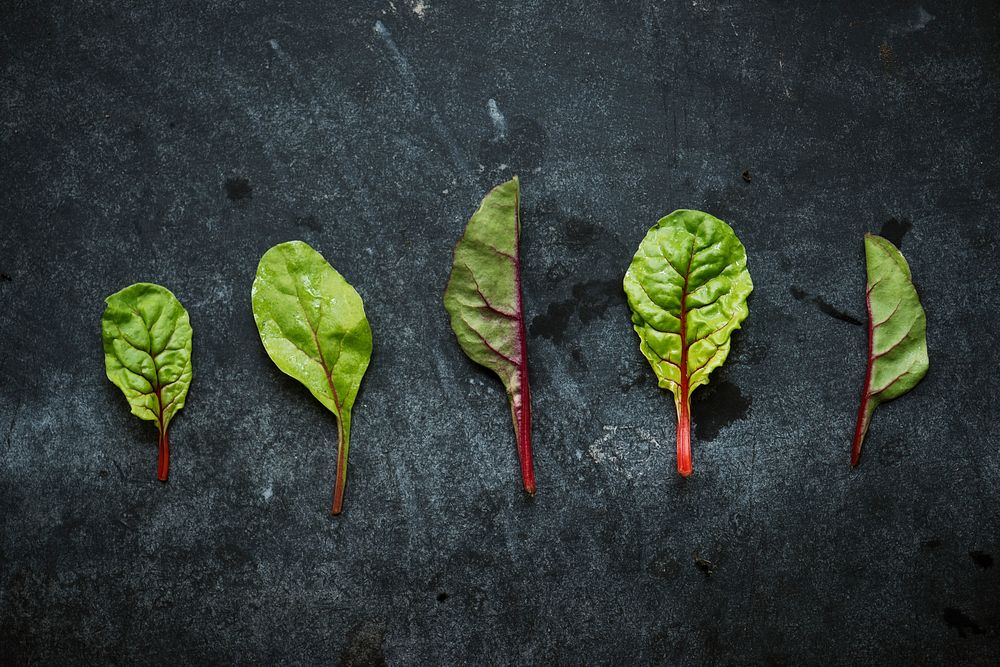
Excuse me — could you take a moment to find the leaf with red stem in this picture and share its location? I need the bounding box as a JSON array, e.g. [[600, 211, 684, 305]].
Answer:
[[850, 234, 928, 466], [102, 283, 193, 482], [624, 210, 752, 476], [444, 177, 535, 494], [252, 241, 373, 515]]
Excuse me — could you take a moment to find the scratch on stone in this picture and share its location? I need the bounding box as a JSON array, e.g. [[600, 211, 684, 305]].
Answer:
[[487, 99, 507, 141], [587, 425, 663, 480], [373, 21, 417, 89], [2, 395, 24, 462], [373, 20, 471, 179], [261, 33, 376, 220]]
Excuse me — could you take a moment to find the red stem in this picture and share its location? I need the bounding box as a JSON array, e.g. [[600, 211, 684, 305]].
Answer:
[[851, 288, 876, 466], [677, 391, 692, 477], [157, 428, 170, 482], [512, 179, 536, 495], [331, 421, 347, 515], [676, 250, 694, 477], [516, 374, 535, 495]]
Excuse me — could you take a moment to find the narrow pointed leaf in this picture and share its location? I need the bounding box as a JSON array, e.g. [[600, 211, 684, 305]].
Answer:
[[251, 241, 373, 515], [624, 210, 752, 476], [850, 234, 929, 466], [102, 283, 193, 481], [444, 177, 535, 494]]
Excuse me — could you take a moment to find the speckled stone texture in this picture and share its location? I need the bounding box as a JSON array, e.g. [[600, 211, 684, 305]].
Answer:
[[2, 1, 998, 664]]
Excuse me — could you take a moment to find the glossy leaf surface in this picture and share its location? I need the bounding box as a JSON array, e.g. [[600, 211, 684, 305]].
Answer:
[[624, 210, 752, 476], [850, 233, 929, 466], [444, 177, 535, 494], [252, 240, 372, 514], [102, 283, 193, 481]]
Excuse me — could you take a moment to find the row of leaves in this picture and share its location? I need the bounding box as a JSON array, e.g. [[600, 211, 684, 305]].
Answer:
[[102, 177, 928, 515]]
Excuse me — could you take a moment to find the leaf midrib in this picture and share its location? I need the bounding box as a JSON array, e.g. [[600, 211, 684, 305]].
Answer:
[[113, 308, 183, 428], [288, 276, 345, 415]]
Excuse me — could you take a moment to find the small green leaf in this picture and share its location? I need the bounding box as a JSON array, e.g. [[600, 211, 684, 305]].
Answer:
[[251, 240, 372, 515], [624, 210, 753, 476], [444, 177, 535, 494], [102, 283, 193, 481], [850, 234, 929, 466]]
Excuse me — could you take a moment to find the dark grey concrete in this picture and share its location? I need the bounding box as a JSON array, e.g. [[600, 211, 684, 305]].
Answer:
[[2, 1, 998, 664]]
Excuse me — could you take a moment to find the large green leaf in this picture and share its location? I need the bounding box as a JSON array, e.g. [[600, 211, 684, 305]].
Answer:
[[102, 283, 193, 481], [252, 240, 373, 515], [443, 177, 535, 494], [623, 210, 753, 476], [850, 234, 929, 465]]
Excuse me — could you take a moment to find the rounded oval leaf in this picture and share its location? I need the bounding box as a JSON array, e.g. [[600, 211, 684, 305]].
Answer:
[[251, 240, 373, 515], [624, 210, 752, 476], [102, 283, 193, 481]]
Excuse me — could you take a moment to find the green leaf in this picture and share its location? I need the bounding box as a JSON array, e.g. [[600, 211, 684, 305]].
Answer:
[[850, 234, 929, 466], [623, 210, 753, 476], [102, 283, 193, 481], [251, 240, 373, 515], [443, 177, 535, 494]]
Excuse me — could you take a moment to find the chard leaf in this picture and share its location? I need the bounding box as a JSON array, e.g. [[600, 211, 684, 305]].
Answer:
[[850, 233, 929, 466], [444, 177, 535, 494], [251, 241, 373, 515], [102, 283, 193, 481], [624, 210, 753, 476]]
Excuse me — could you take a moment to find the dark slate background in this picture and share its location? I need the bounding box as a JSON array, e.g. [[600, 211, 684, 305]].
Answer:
[[2, 1, 998, 664]]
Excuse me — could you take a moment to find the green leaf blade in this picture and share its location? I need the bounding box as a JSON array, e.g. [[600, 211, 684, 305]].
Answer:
[[251, 240, 373, 515], [444, 177, 535, 495], [624, 210, 752, 476], [850, 234, 929, 465], [102, 283, 193, 481]]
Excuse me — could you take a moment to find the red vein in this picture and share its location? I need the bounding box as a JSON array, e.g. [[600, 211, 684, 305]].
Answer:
[[851, 284, 877, 466], [468, 236, 516, 262], [870, 366, 916, 397], [872, 323, 916, 360], [872, 299, 902, 328], [646, 345, 682, 372], [462, 261, 518, 319], [462, 315, 519, 367]]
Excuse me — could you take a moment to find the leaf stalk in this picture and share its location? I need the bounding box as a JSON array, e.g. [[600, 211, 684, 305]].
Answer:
[[331, 420, 347, 515], [676, 394, 692, 477], [157, 427, 170, 482]]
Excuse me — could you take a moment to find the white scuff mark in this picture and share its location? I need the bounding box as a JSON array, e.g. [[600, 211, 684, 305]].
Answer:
[[262, 483, 273, 501], [587, 425, 664, 481], [374, 20, 470, 179], [411, 1, 428, 18], [911, 6, 934, 31], [268, 39, 280, 51], [777, 56, 791, 99], [892, 6, 935, 35], [373, 20, 416, 89], [487, 98, 507, 140]]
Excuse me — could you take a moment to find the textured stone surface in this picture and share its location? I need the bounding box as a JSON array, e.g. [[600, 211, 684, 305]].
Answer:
[[2, 1, 998, 664]]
